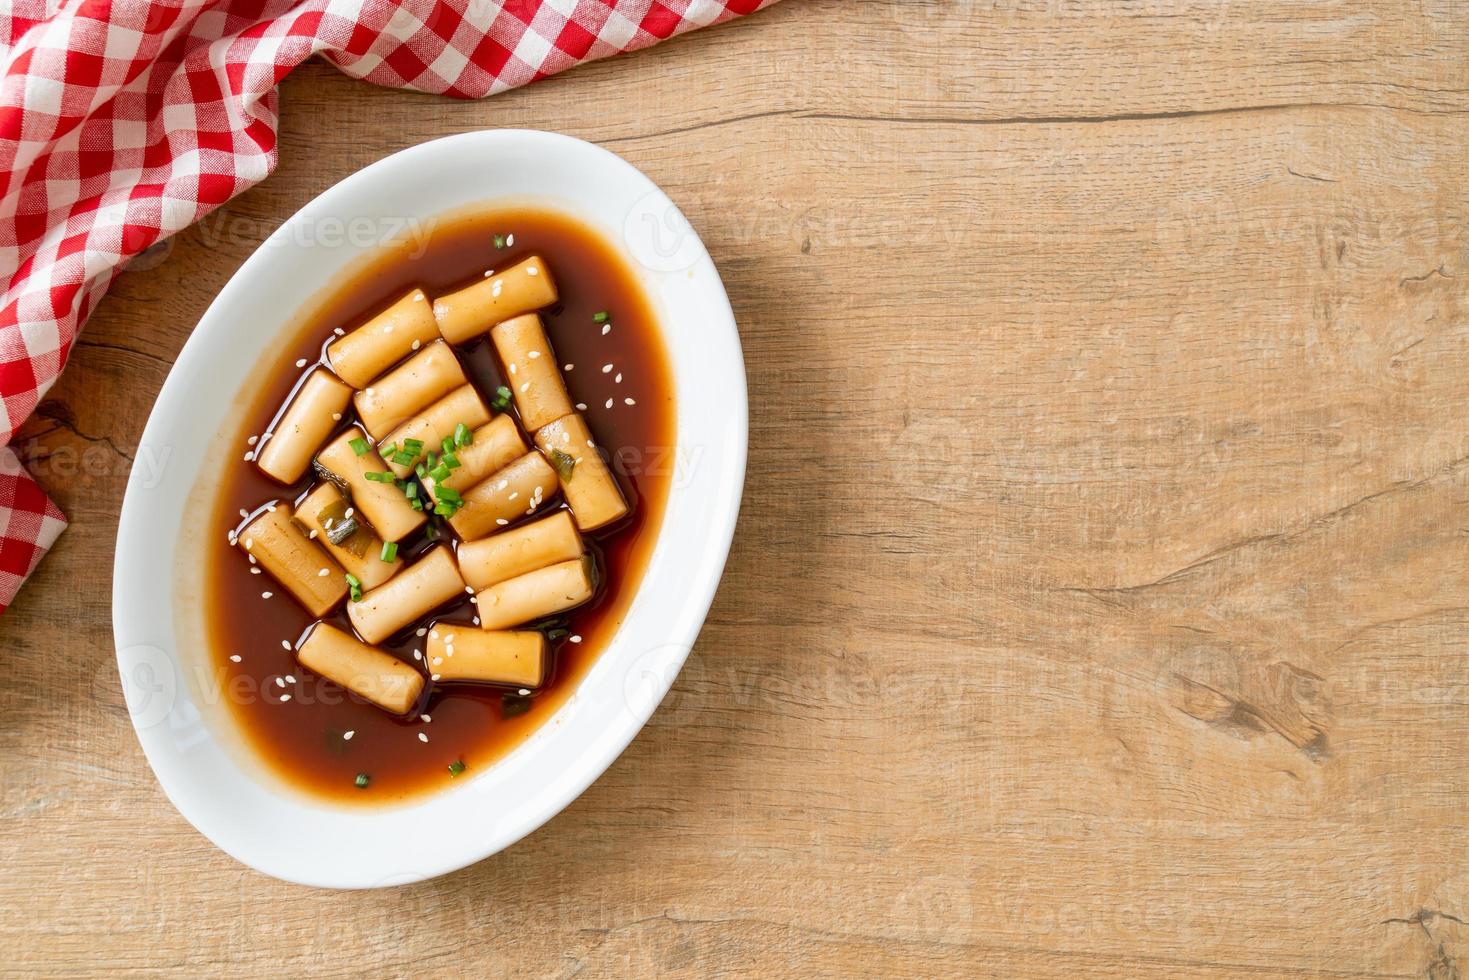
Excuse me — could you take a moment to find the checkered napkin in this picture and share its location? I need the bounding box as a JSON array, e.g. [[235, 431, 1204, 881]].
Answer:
[[0, 0, 779, 614]]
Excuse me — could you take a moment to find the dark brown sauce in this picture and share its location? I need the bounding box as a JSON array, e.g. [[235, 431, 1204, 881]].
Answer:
[[204, 206, 674, 804]]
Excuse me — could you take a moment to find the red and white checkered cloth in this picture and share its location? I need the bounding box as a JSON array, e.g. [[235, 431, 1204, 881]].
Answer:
[[0, 0, 780, 615]]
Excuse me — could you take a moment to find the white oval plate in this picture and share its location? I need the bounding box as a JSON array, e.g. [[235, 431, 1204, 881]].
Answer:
[[112, 130, 746, 888]]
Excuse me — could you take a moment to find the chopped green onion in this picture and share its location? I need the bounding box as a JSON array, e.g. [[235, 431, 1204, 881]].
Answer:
[[454, 423, 472, 447], [401, 438, 424, 455], [404, 482, 418, 499], [424, 522, 440, 541], [592, 311, 610, 324], [391, 449, 415, 467], [441, 436, 455, 457], [502, 693, 531, 718], [415, 462, 428, 479], [428, 463, 451, 483], [345, 573, 363, 602], [409, 496, 424, 511], [490, 386, 512, 411], [380, 541, 398, 563], [549, 449, 576, 481], [436, 486, 462, 505], [354, 773, 370, 788], [363, 470, 394, 483], [493, 234, 506, 249], [546, 627, 570, 642], [447, 760, 466, 778], [433, 502, 456, 518], [441, 451, 461, 471], [348, 436, 370, 456]]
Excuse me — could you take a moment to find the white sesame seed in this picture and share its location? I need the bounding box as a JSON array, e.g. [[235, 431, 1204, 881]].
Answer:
[[601, 324, 611, 336], [308, 529, 318, 539], [601, 364, 613, 373], [413, 292, 425, 302], [429, 629, 439, 640], [275, 677, 286, 688], [331, 412, 342, 421], [239, 509, 249, 519], [520, 381, 529, 392], [469, 597, 477, 605], [525, 265, 538, 276], [343, 730, 354, 740], [418, 732, 429, 742], [431, 657, 442, 666], [248, 555, 256, 564], [431, 673, 441, 681], [421, 714, 432, 723], [334, 327, 345, 335], [483, 269, 494, 277], [625, 398, 636, 406], [384, 324, 393, 333], [285, 675, 296, 683], [464, 585, 474, 594], [576, 403, 587, 411], [472, 617, 480, 625], [416, 627, 427, 637], [570, 634, 582, 643], [343, 508, 354, 519], [605, 398, 614, 409], [528, 350, 541, 359], [496, 518, 509, 526], [281, 639, 291, 650], [262, 591, 273, 599], [615, 373, 622, 383], [413, 649, 422, 660], [295, 358, 308, 368], [508, 491, 518, 501], [508, 362, 517, 375], [364, 388, 374, 397], [250, 567, 261, 575], [229, 654, 242, 663], [318, 568, 329, 577], [518, 688, 530, 696], [507, 234, 515, 247], [411, 339, 421, 350], [266, 504, 277, 513], [280, 694, 292, 702], [564, 363, 574, 371], [247, 435, 258, 446]]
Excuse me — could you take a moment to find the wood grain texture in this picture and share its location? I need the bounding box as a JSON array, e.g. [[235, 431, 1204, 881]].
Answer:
[[4, 0, 1468, 975]]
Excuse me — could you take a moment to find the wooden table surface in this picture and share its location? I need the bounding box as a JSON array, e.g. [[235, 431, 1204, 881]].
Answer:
[[6, 1, 1468, 975]]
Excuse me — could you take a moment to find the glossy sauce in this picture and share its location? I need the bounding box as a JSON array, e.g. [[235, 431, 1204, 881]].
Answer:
[[204, 207, 674, 804]]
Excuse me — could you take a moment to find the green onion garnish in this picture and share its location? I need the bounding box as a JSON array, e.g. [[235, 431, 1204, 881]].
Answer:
[[454, 423, 472, 447], [436, 486, 462, 505], [415, 462, 428, 479], [428, 463, 451, 483], [348, 436, 370, 456], [354, 773, 370, 788], [380, 541, 397, 563], [401, 438, 424, 455], [433, 502, 457, 518], [549, 449, 576, 481], [363, 470, 394, 483], [447, 760, 466, 778], [490, 386, 511, 411], [409, 496, 424, 511], [441, 436, 455, 457], [441, 451, 461, 470], [391, 449, 415, 467], [592, 311, 610, 324], [404, 482, 418, 499], [493, 234, 506, 249], [345, 573, 363, 602]]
